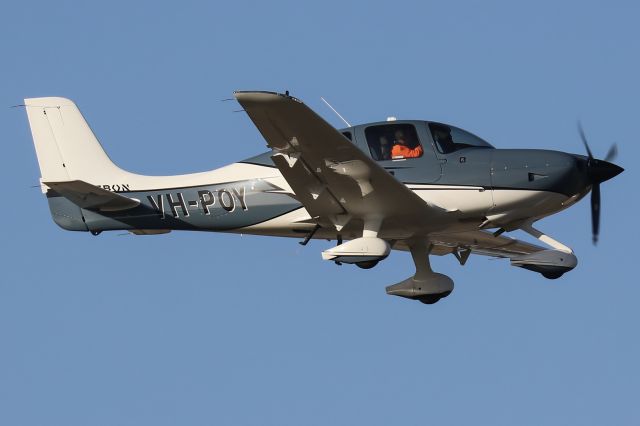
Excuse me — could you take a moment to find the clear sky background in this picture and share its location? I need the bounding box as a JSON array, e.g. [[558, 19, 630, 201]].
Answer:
[[1, 1, 638, 425]]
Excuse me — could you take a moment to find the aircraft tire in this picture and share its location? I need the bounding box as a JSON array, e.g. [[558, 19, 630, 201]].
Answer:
[[418, 295, 442, 304], [356, 260, 379, 269], [542, 271, 564, 280], [417, 291, 452, 305]]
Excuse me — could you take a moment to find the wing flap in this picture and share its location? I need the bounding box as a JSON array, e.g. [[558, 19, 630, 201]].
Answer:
[[43, 180, 140, 212]]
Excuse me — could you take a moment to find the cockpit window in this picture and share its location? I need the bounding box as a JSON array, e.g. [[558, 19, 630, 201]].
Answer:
[[428, 122, 493, 154], [365, 124, 424, 161]]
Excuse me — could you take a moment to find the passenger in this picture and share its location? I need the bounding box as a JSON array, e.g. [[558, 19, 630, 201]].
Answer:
[[391, 130, 423, 159], [379, 136, 391, 160]]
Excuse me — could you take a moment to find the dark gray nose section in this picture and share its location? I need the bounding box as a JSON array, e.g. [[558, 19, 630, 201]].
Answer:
[[585, 159, 624, 184]]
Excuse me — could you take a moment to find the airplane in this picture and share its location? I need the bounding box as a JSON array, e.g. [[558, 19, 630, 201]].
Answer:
[[23, 91, 623, 304]]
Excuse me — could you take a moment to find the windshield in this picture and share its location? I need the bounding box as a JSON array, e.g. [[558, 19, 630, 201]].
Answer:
[[428, 122, 494, 154]]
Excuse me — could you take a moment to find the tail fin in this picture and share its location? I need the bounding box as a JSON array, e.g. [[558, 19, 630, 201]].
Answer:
[[24, 97, 128, 189]]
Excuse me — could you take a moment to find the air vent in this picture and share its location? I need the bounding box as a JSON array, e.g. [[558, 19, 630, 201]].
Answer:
[[528, 173, 548, 182]]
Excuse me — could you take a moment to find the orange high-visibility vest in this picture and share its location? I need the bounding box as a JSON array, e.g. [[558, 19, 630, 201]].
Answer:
[[391, 144, 423, 159]]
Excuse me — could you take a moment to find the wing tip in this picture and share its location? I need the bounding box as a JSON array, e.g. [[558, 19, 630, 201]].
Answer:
[[233, 90, 302, 104]]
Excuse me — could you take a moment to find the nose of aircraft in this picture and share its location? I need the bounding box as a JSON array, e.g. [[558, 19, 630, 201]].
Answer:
[[584, 158, 624, 184]]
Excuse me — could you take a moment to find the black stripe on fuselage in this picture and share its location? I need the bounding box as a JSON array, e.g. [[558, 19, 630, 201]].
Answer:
[[404, 182, 574, 196], [407, 186, 489, 191]]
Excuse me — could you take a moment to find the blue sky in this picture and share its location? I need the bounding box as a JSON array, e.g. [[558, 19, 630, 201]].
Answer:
[[1, 1, 638, 425]]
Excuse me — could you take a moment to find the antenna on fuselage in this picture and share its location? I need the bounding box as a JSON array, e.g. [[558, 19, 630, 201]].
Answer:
[[320, 97, 351, 127]]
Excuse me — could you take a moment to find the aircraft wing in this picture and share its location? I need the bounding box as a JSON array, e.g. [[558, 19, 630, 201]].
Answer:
[[43, 180, 140, 212], [235, 91, 445, 234]]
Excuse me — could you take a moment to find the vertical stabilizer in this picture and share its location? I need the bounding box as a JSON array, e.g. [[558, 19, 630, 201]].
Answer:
[[24, 97, 128, 189]]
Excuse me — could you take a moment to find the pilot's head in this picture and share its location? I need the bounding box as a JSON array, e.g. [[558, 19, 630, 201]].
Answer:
[[394, 130, 407, 145], [431, 125, 452, 143]]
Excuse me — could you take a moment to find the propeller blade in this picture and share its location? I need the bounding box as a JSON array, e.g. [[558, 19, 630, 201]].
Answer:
[[604, 143, 618, 162], [578, 121, 594, 159], [576, 123, 623, 244], [591, 183, 601, 245]]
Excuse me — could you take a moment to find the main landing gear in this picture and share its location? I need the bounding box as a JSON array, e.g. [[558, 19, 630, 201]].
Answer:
[[321, 216, 390, 266], [386, 242, 454, 304], [317, 217, 452, 304]]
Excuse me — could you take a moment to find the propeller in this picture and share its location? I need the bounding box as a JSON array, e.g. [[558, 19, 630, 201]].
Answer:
[[577, 122, 623, 244]]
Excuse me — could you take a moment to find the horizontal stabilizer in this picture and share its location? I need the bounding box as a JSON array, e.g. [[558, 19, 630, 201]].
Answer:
[[43, 180, 140, 212]]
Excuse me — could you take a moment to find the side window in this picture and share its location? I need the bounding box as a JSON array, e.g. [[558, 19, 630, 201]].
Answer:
[[341, 131, 352, 141], [429, 122, 493, 154], [364, 124, 424, 161]]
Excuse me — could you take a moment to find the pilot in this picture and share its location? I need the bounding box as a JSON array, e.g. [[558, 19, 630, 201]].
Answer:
[[391, 130, 423, 159], [431, 125, 455, 154]]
